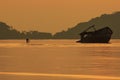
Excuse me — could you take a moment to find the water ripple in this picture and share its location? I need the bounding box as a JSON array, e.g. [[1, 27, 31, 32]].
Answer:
[[0, 72, 120, 80]]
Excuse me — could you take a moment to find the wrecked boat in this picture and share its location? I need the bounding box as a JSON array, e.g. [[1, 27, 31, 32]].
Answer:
[[77, 25, 113, 43]]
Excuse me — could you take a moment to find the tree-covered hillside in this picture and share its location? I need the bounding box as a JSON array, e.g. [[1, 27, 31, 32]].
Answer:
[[0, 22, 52, 39], [53, 12, 120, 39]]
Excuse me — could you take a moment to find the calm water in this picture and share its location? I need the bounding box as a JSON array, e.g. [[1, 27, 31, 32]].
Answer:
[[0, 39, 120, 80]]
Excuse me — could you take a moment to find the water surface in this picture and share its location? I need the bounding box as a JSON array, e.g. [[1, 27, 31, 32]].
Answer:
[[0, 39, 120, 80]]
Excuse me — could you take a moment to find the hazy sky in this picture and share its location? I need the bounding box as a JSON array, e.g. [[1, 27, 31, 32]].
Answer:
[[0, 0, 120, 33]]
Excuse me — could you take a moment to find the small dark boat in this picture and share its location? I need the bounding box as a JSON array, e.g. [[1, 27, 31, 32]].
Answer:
[[77, 25, 113, 43]]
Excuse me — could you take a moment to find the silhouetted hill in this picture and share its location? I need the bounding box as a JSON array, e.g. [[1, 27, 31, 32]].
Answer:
[[0, 22, 52, 39], [53, 12, 120, 39], [0, 22, 21, 39], [0, 11, 120, 39]]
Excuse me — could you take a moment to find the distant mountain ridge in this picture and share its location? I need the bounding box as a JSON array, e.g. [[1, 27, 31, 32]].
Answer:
[[0, 22, 52, 39], [0, 11, 120, 39], [53, 12, 120, 39]]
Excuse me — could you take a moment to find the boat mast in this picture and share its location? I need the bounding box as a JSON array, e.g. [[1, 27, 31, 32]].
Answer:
[[82, 25, 96, 33]]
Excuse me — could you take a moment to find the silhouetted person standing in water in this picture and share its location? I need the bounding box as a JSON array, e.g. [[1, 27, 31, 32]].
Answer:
[[26, 38, 30, 43]]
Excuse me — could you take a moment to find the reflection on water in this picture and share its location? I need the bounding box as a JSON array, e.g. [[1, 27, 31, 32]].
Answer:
[[0, 39, 120, 48], [0, 39, 120, 80], [0, 72, 120, 80]]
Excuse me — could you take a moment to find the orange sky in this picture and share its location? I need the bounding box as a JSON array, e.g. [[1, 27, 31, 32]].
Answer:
[[0, 0, 120, 33]]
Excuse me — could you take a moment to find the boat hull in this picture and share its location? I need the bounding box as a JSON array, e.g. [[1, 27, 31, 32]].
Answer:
[[77, 27, 113, 43]]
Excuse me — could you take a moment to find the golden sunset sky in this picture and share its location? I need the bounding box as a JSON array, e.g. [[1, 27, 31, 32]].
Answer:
[[0, 0, 120, 33]]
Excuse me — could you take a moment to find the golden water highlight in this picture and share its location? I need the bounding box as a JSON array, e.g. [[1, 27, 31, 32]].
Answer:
[[0, 72, 120, 80]]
